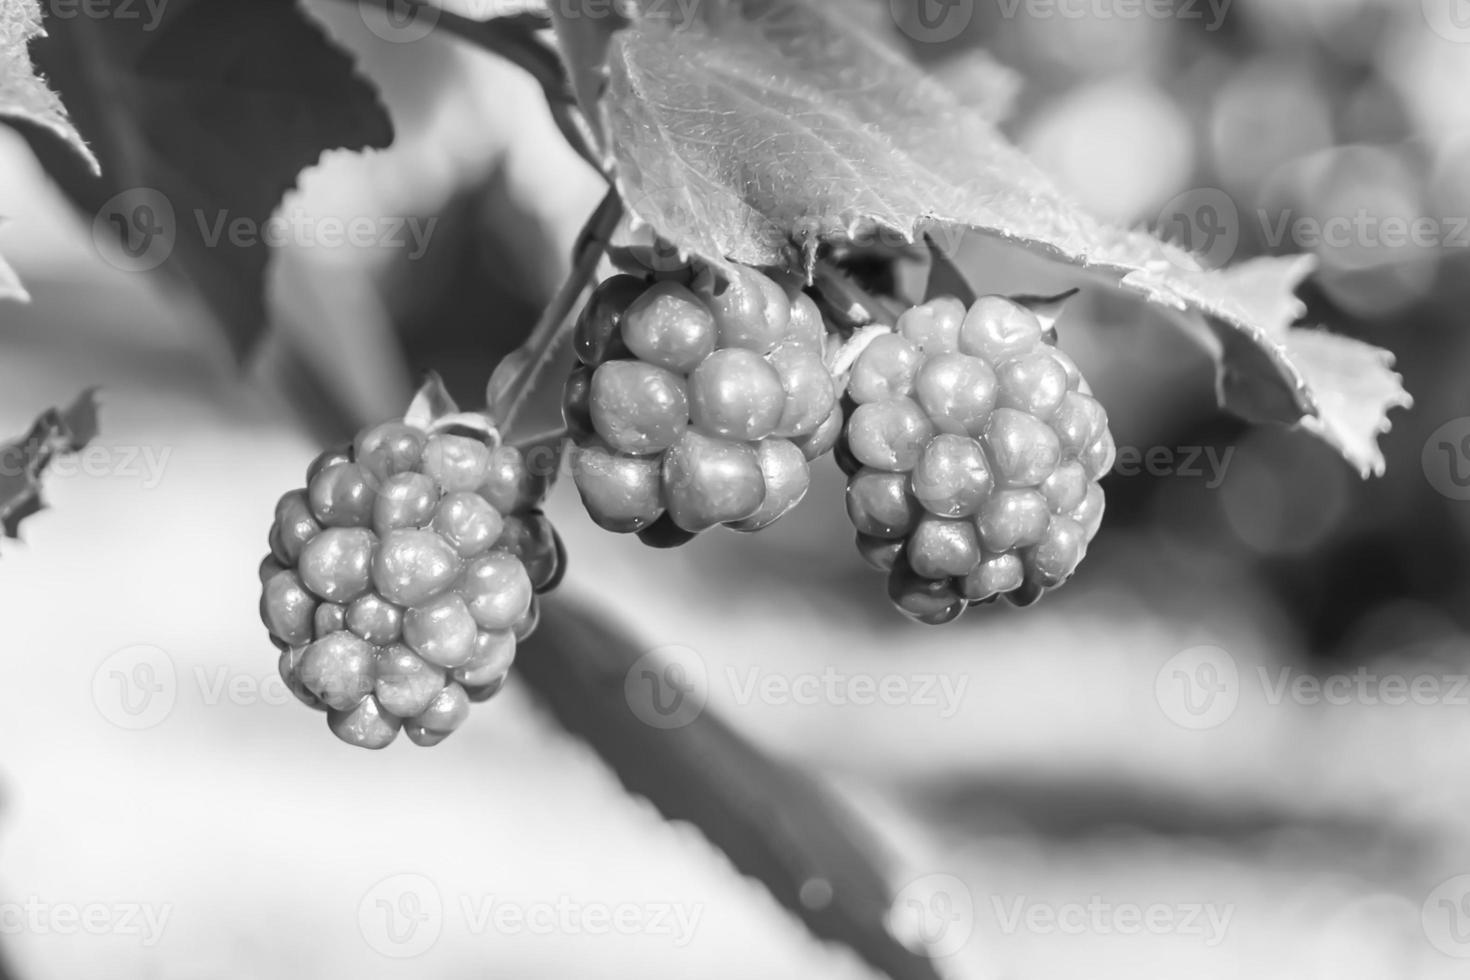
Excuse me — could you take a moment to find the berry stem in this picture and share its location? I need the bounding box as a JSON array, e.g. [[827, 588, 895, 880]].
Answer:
[[486, 188, 624, 437], [812, 262, 903, 330]]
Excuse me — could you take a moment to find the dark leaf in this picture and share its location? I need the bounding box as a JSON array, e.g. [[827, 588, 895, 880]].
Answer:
[[516, 594, 948, 980], [18, 0, 394, 357], [0, 389, 101, 543]]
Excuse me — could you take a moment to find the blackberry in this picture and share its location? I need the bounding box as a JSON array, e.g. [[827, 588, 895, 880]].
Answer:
[[566, 265, 841, 541], [838, 295, 1112, 624], [260, 412, 562, 748]]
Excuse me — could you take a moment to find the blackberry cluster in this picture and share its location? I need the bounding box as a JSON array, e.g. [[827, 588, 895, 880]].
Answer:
[[259, 420, 563, 748], [838, 295, 1113, 624], [564, 265, 842, 545]]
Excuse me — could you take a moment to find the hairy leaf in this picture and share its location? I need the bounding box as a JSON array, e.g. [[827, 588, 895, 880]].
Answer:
[[516, 595, 946, 980], [553, 0, 1409, 476], [16, 0, 393, 357], [0, 389, 100, 542], [0, 0, 98, 301], [0, 0, 94, 168]]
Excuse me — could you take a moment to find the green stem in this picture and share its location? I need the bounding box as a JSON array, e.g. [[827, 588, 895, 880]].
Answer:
[[485, 188, 624, 435]]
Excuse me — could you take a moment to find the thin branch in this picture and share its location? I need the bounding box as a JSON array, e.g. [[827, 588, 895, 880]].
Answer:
[[485, 188, 624, 435], [344, 0, 607, 176]]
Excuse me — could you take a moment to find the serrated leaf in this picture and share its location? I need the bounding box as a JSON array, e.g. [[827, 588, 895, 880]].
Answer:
[[0, 389, 101, 543], [0, 0, 97, 302], [516, 595, 946, 980], [553, 0, 1410, 476], [15, 0, 393, 358], [0, 0, 96, 169]]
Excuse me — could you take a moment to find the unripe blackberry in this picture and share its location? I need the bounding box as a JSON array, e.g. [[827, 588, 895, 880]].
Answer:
[[838, 295, 1112, 624], [566, 265, 842, 543], [261, 411, 561, 748]]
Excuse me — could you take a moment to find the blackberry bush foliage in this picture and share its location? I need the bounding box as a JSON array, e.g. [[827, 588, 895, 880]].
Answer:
[[1, 0, 1416, 976], [838, 295, 1111, 624], [259, 394, 561, 749], [564, 264, 841, 543]]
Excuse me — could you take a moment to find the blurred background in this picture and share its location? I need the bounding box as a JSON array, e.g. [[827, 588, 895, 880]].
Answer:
[[0, 0, 1468, 977]]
